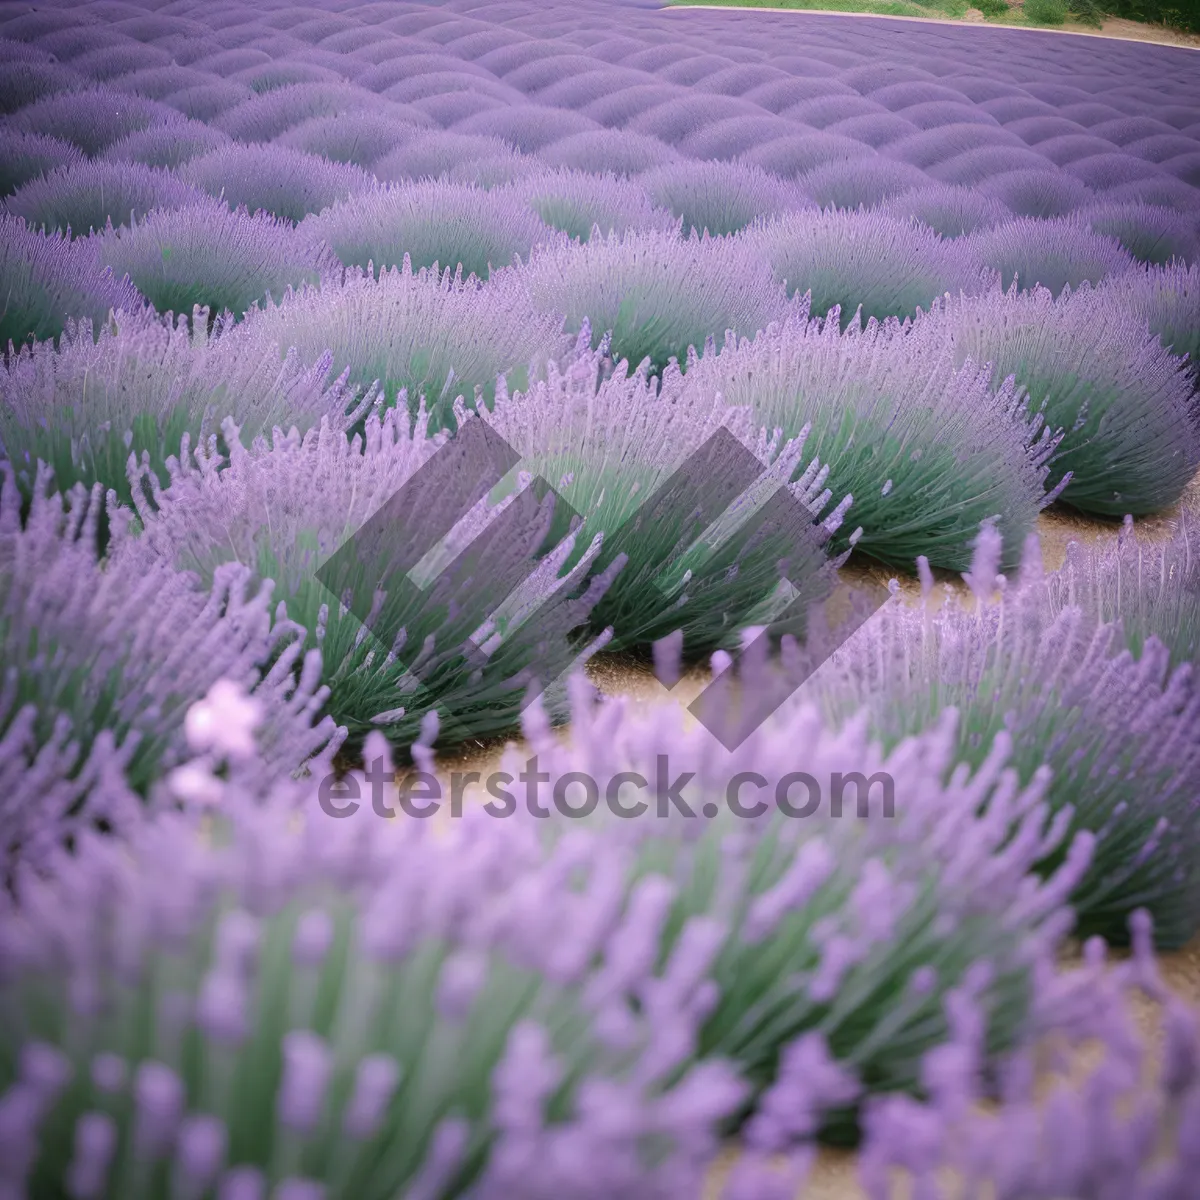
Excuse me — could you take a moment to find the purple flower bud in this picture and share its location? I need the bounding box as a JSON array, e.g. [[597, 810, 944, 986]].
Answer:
[[277, 1031, 333, 1135], [342, 1054, 401, 1141], [217, 1167, 266, 1200], [65, 1112, 118, 1200], [133, 1061, 185, 1160], [291, 910, 335, 969], [173, 1115, 228, 1199]]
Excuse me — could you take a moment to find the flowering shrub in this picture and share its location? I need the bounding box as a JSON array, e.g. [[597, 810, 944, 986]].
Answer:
[[516, 226, 793, 378], [976, 167, 1094, 219], [180, 142, 372, 223], [302, 180, 553, 279], [230, 260, 566, 429], [372, 132, 528, 185], [4, 159, 206, 236], [639, 160, 811, 237], [275, 109, 432, 166], [96, 199, 336, 321], [5, 86, 182, 155], [938, 283, 1200, 515], [483, 337, 846, 652], [0, 214, 142, 350], [0, 303, 370, 508], [688, 311, 1060, 569], [212, 81, 379, 143], [879, 184, 1011, 239], [1110, 260, 1200, 383], [798, 157, 929, 210], [516, 168, 676, 241], [814, 528, 1200, 948], [745, 208, 990, 331], [0, 129, 84, 199], [962, 215, 1136, 297], [0, 466, 340, 874], [103, 118, 232, 169], [118, 409, 611, 750], [1082, 200, 1199, 267]]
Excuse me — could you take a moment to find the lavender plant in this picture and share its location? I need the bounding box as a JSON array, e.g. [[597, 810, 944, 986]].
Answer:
[[372, 133, 528, 187], [482, 337, 848, 653], [0, 130, 84, 199], [688, 310, 1060, 570], [276, 110, 431, 166], [1082, 200, 1199, 267], [976, 167, 1094, 220], [851, 918, 1200, 1199], [117, 408, 612, 751], [961, 215, 1137, 297], [1047, 512, 1200, 673], [1110, 260, 1200, 385], [230, 261, 567, 430], [179, 143, 372, 224], [937, 283, 1200, 515], [638, 161, 811, 238], [95, 200, 337, 323], [0, 214, 142, 351], [538, 129, 679, 176], [103, 119, 232, 169], [0, 736, 749, 1199], [813, 529, 1200, 948], [798, 157, 929, 210], [879, 184, 1011, 239], [515, 169, 676, 242], [5, 86, 182, 156], [4, 159, 206, 238], [514, 658, 1093, 1136], [301, 180, 553, 281], [211, 81, 378, 143], [0, 465, 340, 874], [515, 227, 793, 378], [0, 304, 370, 509], [745, 208, 990, 331]]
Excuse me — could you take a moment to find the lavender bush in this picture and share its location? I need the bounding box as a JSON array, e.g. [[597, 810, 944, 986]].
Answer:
[[4, 86, 183, 156], [962, 215, 1137, 297], [938, 283, 1200, 515], [1082, 200, 1199, 267], [117, 407, 611, 751], [179, 143, 372, 224], [103, 119, 233, 169], [879, 184, 1012, 239], [482, 337, 847, 653], [1110, 260, 1200, 385], [516, 227, 793, 378], [0, 214, 142, 351], [639, 160, 811, 238], [4, 159, 207, 238], [95, 199, 337, 323], [745, 208, 990, 331], [230, 261, 566, 430], [276, 110, 432, 167], [372, 133, 530, 187], [0, 738, 749, 1199], [1047, 512, 1200, 673], [0, 304, 370, 509], [0, 129, 84, 199], [0, 466, 340, 874], [688, 310, 1061, 569], [813, 528, 1200, 948], [515, 169, 676, 242], [301, 180, 554, 280]]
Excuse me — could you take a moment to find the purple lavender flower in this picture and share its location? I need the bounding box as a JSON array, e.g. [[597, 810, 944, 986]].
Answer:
[[687, 308, 1059, 569], [179, 142, 372, 224], [0, 301, 369, 509], [515, 225, 795, 378], [228, 259, 566, 429], [211, 80, 379, 143], [537, 129, 679, 176], [0, 129, 85, 199], [879, 184, 1012, 239], [114, 406, 609, 751], [103, 118, 233, 169], [814, 529, 1200, 947], [515, 168, 677, 242], [481, 337, 846, 652], [275, 109, 434, 167], [1082, 200, 1199, 267], [936, 282, 1200, 515], [4, 86, 183, 156], [300, 179, 555, 281], [0, 213, 142, 350], [0, 733, 751, 1197], [1108, 260, 1199, 386], [962, 215, 1137, 297], [0, 466, 340, 875], [639, 160, 812, 238], [3, 159, 207, 237], [744, 207, 991, 331], [373, 133, 536, 190], [96, 198, 338, 322]]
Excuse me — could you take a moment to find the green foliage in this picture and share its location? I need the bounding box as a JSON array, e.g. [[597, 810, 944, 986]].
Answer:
[[1023, 0, 1068, 22]]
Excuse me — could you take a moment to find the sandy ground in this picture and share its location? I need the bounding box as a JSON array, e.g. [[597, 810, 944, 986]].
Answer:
[[669, 4, 1200, 50], [428, 473, 1200, 1198]]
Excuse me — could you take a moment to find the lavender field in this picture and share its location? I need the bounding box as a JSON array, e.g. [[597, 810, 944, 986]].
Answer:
[[2, 0, 1200, 1196]]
